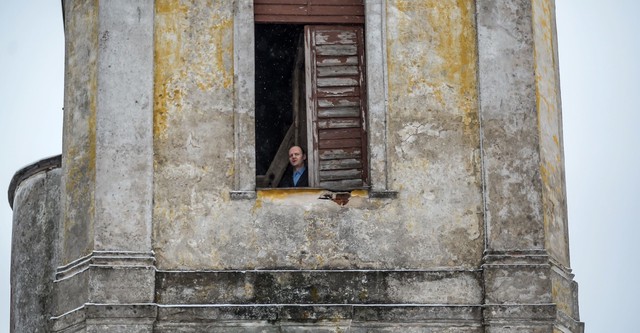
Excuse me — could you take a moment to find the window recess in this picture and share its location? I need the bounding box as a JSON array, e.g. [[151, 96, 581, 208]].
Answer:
[[254, 24, 368, 191], [234, 0, 395, 198], [254, 0, 368, 191]]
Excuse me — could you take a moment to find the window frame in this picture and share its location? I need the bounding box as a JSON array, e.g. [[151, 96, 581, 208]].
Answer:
[[231, 0, 394, 199]]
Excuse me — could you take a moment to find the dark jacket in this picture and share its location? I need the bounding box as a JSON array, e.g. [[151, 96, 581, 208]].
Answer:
[[278, 166, 309, 188]]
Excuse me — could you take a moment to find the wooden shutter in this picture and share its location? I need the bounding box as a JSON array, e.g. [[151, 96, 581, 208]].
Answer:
[[254, 0, 365, 24], [305, 25, 368, 190]]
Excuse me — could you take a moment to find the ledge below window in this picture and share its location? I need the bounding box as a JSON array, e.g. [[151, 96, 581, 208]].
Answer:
[[230, 188, 397, 201]]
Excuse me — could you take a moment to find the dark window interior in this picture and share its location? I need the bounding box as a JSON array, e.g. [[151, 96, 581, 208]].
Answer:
[[254, 24, 304, 176]]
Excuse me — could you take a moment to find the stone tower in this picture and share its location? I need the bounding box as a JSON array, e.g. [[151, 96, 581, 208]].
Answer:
[[9, 1, 583, 332]]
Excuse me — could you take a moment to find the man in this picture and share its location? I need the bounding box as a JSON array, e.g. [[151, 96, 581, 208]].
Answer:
[[278, 145, 309, 187]]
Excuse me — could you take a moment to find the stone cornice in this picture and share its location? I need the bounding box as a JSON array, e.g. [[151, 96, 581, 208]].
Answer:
[[8, 154, 61, 209], [55, 251, 156, 281]]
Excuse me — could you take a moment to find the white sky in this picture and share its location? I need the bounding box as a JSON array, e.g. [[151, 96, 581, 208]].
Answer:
[[1, 1, 638, 332]]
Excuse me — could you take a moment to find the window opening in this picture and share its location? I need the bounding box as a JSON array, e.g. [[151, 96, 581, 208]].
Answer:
[[255, 24, 306, 188], [253, 1, 369, 191]]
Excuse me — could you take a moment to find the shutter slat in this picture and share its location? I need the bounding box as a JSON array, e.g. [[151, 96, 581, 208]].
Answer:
[[314, 30, 357, 45], [317, 56, 358, 67], [317, 66, 360, 77], [255, 0, 308, 4], [318, 138, 361, 149], [310, 0, 364, 5], [317, 118, 361, 129], [319, 169, 362, 181], [320, 159, 362, 170], [254, 5, 308, 16], [320, 179, 364, 189], [319, 148, 361, 160], [317, 97, 360, 108], [317, 87, 359, 97], [256, 15, 364, 24], [309, 6, 365, 16], [317, 77, 359, 87], [315, 45, 358, 56], [319, 128, 362, 140], [317, 107, 360, 118]]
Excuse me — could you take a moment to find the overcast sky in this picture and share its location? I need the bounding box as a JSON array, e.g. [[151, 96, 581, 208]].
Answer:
[[1, 1, 639, 332]]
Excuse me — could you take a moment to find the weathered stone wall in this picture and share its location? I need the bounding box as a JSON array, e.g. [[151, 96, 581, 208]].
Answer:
[[61, 0, 98, 265], [385, 0, 483, 268], [532, 0, 570, 267], [153, 0, 484, 274], [476, 0, 581, 331], [10, 164, 61, 333], [532, 0, 581, 328], [53, 1, 157, 331], [153, 0, 240, 268]]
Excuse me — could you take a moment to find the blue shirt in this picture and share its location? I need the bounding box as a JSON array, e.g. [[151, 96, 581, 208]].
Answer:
[[293, 166, 306, 186]]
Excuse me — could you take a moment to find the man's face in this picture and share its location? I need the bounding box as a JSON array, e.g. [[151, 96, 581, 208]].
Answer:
[[288, 146, 306, 169]]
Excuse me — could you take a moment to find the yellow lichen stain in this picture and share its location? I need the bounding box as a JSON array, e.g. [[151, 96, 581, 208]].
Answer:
[[427, 0, 478, 128], [394, 0, 410, 14], [533, 0, 566, 229], [155, 0, 188, 14], [386, 1, 430, 103], [154, 0, 188, 140], [351, 189, 368, 198], [540, 164, 549, 187], [533, 0, 559, 137], [257, 188, 327, 201], [551, 280, 571, 314], [534, 0, 553, 41], [192, 16, 234, 91], [212, 18, 234, 90], [387, 0, 478, 139], [154, 1, 234, 140], [252, 195, 263, 213], [540, 161, 560, 191]]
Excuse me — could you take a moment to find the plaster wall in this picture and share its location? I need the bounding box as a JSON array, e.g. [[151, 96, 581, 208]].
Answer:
[[61, 0, 98, 264], [55, 0, 157, 323], [61, 0, 155, 262], [152, 0, 484, 280], [532, 0, 570, 267], [532, 0, 579, 325], [10, 168, 61, 333]]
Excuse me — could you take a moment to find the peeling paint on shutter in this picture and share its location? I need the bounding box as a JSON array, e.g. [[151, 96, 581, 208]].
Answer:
[[305, 25, 368, 190]]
